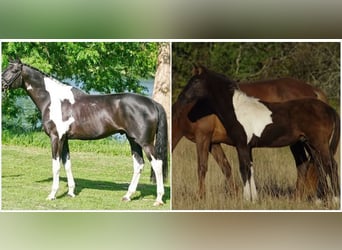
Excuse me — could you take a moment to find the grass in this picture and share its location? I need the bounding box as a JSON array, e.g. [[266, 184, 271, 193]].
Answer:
[[2, 132, 170, 210], [172, 138, 340, 210]]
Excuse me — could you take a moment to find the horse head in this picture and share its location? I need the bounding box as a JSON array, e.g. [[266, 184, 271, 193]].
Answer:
[[2, 58, 24, 91]]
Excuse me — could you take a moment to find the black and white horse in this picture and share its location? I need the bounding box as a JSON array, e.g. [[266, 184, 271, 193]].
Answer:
[[178, 66, 339, 202], [2, 59, 168, 206]]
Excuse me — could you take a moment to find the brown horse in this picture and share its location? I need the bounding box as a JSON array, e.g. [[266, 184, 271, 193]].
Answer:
[[173, 70, 336, 200]]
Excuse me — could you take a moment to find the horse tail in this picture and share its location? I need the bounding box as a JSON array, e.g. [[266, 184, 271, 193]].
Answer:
[[329, 109, 340, 156], [154, 101, 169, 182], [314, 88, 329, 104], [328, 108, 340, 197]]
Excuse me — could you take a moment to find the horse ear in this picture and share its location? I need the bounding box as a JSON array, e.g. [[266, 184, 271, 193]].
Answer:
[[197, 65, 205, 75], [191, 63, 206, 76], [191, 63, 199, 76]]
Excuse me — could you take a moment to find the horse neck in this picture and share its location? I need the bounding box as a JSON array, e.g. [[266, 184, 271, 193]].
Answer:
[[21, 66, 52, 113], [172, 100, 196, 151]]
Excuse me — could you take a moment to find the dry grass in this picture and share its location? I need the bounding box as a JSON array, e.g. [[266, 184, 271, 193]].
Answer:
[[172, 138, 340, 210]]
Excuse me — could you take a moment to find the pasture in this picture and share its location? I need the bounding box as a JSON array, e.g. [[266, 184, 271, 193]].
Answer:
[[1, 132, 170, 210], [172, 139, 340, 210]]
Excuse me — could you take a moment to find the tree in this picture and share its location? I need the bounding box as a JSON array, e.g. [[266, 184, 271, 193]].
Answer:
[[172, 42, 340, 103], [152, 42, 171, 142], [2, 42, 160, 131]]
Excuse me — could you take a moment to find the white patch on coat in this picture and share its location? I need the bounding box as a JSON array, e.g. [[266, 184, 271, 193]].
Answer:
[[232, 90, 273, 144], [44, 77, 75, 138]]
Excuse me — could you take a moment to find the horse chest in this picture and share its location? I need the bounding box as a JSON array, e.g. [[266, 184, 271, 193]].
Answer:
[[44, 77, 75, 138], [232, 90, 273, 144]]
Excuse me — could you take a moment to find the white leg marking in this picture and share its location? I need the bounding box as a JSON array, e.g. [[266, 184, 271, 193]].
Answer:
[[250, 166, 258, 201], [47, 157, 61, 200], [151, 156, 164, 206], [243, 165, 258, 202], [64, 158, 76, 197], [123, 155, 144, 201]]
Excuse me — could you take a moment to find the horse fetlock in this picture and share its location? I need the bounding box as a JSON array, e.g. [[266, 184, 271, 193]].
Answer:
[[153, 199, 164, 206], [122, 191, 133, 202], [67, 190, 76, 198], [47, 193, 56, 200]]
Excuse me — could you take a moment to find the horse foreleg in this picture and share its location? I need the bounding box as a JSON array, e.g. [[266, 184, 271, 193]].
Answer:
[[62, 140, 75, 198], [210, 144, 236, 196], [47, 157, 61, 200], [47, 135, 63, 200], [123, 152, 144, 202], [237, 146, 257, 202], [210, 144, 232, 182], [196, 136, 210, 199]]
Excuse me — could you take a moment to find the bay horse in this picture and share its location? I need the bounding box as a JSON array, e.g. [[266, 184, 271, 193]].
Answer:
[[177, 65, 339, 202], [2, 59, 168, 206], [173, 77, 328, 199]]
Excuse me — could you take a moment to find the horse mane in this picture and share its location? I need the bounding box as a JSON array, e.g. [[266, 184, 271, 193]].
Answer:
[[22, 63, 74, 87]]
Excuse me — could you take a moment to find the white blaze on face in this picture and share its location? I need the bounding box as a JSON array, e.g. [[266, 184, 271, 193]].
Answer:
[[44, 77, 75, 138], [232, 90, 273, 144]]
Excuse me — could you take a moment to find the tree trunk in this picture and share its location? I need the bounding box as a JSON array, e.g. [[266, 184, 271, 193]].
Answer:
[[153, 42, 171, 145]]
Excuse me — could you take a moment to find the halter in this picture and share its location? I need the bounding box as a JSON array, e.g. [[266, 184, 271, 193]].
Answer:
[[2, 64, 22, 91]]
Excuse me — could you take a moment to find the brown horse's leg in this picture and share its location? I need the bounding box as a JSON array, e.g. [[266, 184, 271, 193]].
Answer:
[[196, 135, 211, 199], [290, 142, 318, 199], [210, 144, 232, 181], [307, 143, 333, 201]]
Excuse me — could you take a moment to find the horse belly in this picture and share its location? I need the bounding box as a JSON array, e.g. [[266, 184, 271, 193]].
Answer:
[[253, 124, 297, 148], [68, 112, 122, 140]]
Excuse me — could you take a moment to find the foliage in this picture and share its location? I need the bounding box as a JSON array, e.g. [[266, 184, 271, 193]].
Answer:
[[2, 130, 131, 156], [172, 42, 340, 102], [2, 42, 159, 130]]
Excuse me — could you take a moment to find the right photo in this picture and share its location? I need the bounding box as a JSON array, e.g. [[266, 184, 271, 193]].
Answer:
[[172, 42, 340, 210]]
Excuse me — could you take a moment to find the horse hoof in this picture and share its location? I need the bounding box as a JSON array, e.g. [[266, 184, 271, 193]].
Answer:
[[122, 196, 131, 202], [68, 193, 76, 198], [46, 196, 56, 201], [153, 200, 164, 206]]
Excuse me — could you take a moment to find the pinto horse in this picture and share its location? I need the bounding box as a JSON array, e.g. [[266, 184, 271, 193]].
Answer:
[[177, 65, 339, 202], [172, 78, 328, 199], [2, 59, 168, 206]]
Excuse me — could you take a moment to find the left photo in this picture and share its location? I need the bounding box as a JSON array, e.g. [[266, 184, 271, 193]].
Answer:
[[1, 42, 171, 210]]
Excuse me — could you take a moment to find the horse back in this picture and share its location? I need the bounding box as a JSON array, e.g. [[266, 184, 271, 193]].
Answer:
[[240, 78, 328, 103], [68, 93, 159, 140]]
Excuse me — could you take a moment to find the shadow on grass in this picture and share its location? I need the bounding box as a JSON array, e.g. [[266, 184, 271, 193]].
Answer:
[[36, 177, 170, 202]]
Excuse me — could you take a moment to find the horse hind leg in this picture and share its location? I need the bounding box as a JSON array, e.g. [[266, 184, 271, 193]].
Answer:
[[290, 142, 306, 198], [122, 139, 144, 202], [143, 144, 164, 206]]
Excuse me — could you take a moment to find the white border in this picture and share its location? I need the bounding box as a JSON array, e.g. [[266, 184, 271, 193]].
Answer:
[[0, 39, 341, 213]]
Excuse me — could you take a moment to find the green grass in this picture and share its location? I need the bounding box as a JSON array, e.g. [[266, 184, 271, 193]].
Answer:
[[172, 139, 340, 210], [2, 132, 170, 210]]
